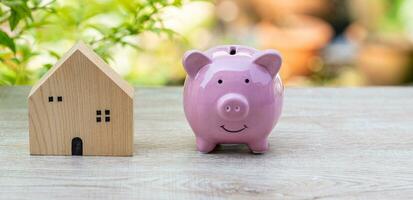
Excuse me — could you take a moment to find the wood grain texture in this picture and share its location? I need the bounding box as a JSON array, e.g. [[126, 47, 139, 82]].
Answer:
[[1, 87, 413, 199], [28, 43, 133, 156]]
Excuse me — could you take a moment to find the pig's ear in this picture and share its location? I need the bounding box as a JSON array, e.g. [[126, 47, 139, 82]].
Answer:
[[183, 50, 211, 78], [253, 50, 282, 78]]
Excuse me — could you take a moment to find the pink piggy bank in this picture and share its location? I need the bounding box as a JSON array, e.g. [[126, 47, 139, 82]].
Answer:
[[182, 45, 284, 153]]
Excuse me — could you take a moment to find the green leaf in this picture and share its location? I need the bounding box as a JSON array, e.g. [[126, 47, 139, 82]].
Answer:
[[9, 10, 21, 30], [31, 0, 42, 7], [172, 0, 183, 6], [48, 50, 60, 59], [43, 63, 53, 70], [0, 65, 17, 85], [2, 0, 33, 30], [0, 30, 16, 53]]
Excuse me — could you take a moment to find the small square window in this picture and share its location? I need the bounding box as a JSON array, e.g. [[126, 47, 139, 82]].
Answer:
[[48, 96, 53, 102], [105, 116, 110, 122], [57, 96, 63, 102], [96, 117, 101, 122], [105, 110, 110, 115], [96, 110, 101, 115]]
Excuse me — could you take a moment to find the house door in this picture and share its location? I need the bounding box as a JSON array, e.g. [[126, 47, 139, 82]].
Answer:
[[72, 137, 83, 156]]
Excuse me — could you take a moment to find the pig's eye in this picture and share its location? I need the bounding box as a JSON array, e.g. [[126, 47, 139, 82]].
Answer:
[[245, 79, 250, 84], [218, 79, 223, 84]]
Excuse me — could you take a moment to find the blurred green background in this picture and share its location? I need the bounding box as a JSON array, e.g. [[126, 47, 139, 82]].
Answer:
[[1, 0, 413, 86]]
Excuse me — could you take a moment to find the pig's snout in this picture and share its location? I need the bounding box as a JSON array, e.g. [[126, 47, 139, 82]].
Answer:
[[217, 93, 249, 121]]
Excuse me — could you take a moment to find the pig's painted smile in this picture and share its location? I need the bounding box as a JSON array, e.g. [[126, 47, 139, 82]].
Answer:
[[220, 125, 248, 133]]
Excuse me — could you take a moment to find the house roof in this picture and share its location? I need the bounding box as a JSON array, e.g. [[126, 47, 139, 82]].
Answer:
[[29, 42, 134, 99]]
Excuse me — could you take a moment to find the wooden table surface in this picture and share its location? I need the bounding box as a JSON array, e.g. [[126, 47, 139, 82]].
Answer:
[[0, 87, 412, 199]]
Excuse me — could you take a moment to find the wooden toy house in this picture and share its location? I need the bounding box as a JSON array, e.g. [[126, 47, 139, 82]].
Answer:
[[28, 42, 134, 156]]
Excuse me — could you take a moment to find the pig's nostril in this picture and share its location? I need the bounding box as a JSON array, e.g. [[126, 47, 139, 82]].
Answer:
[[229, 47, 236, 55], [235, 106, 240, 112], [225, 106, 231, 112]]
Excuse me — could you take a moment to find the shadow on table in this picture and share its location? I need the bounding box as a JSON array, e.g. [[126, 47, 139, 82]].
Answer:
[[210, 144, 258, 155]]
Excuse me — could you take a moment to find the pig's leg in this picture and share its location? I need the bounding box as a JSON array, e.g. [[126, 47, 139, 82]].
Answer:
[[196, 137, 216, 153], [248, 139, 269, 154]]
